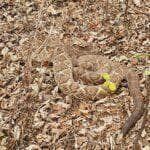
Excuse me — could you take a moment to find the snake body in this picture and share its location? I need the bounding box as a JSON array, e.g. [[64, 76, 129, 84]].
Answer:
[[52, 49, 144, 136]]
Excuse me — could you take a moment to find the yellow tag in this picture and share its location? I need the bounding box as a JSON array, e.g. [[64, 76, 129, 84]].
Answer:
[[103, 81, 116, 92], [103, 80, 110, 88], [108, 82, 117, 92], [102, 73, 110, 80], [101, 72, 117, 92]]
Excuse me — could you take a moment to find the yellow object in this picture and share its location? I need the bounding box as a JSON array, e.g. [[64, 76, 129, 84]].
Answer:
[[108, 82, 117, 92], [102, 73, 110, 80], [103, 80, 110, 87], [101, 73, 117, 92]]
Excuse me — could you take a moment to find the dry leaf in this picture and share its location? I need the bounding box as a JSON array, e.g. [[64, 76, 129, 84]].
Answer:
[[133, 0, 141, 7]]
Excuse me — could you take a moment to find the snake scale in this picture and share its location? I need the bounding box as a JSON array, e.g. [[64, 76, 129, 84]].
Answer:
[[52, 48, 144, 136]]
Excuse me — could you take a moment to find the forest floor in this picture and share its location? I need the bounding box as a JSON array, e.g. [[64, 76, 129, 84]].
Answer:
[[0, 1, 149, 150]]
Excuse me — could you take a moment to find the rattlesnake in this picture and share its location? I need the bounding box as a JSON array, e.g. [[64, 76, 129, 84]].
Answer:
[[52, 48, 144, 136]]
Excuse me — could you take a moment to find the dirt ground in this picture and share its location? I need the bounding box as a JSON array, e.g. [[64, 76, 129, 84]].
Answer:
[[0, 1, 149, 150]]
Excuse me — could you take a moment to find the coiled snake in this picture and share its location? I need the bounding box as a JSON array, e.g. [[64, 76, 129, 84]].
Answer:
[[52, 49, 144, 136]]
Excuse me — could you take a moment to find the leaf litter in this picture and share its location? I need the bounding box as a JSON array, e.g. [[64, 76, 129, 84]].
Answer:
[[0, 0, 149, 149]]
